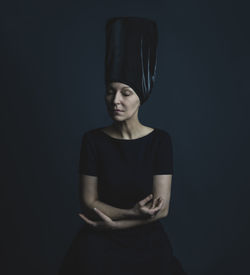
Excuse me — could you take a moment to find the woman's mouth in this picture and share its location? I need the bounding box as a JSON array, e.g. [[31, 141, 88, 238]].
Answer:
[[112, 109, 124, 112]]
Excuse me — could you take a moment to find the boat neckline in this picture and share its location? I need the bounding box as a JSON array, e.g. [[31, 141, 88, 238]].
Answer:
[[99, 128, 157, 141]]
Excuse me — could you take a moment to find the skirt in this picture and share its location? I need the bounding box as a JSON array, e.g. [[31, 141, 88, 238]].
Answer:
[[58, 221, 188, 275]]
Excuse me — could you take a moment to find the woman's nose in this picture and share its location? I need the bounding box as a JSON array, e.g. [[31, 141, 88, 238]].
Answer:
[[112, 92, 122, 104]]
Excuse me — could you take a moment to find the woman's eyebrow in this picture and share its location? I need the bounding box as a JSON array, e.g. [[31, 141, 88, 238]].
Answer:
[[108, 86, 131, 91]]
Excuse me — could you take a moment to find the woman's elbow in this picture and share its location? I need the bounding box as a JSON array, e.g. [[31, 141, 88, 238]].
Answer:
[[82, 198, 97, 210], [160, 207, 169, 218]]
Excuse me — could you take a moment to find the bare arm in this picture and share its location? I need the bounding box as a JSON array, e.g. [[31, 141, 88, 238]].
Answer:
[[114, 203, 167, 230], [85, 199, 137, 221], [113, 173, 173, 229], [79, 174, 172, 227], [79, 197, 166, 231], [93, 174, 172, 230]]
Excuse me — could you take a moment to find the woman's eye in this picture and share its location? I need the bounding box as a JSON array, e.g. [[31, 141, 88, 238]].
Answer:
[[123, 91, 131, 96], [106, 91, 130, 96]]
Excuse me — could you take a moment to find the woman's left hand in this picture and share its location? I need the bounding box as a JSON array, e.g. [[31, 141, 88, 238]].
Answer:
[[78, 208, 120, 231]]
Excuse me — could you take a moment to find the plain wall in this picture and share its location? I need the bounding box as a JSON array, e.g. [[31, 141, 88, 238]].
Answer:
[[1, 0, 249, 274]]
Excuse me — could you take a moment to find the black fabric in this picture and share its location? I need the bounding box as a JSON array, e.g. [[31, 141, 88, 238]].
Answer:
[[105, 17, 158, 105], [58, 127, 187, 275]]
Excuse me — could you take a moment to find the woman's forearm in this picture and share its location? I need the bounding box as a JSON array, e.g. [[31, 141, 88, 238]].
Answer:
[[84, 200, 138, 221], [115, 210, 167, 230]]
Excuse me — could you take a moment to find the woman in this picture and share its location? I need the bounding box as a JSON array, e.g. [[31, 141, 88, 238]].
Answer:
[[58, 17, 187, 275]]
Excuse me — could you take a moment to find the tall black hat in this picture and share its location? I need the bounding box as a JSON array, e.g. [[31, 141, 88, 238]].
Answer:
[[105, 16, 158, 105]]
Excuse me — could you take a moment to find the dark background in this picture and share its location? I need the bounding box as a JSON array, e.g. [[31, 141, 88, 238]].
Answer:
[[1, 0, 249, 274]]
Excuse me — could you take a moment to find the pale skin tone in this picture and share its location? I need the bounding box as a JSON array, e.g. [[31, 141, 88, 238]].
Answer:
[[78, 193, 165, 231], [78, 82, 173, 230]]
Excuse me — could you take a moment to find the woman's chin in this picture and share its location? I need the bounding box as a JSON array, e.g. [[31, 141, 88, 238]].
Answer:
[[110, 116, 125, 122]]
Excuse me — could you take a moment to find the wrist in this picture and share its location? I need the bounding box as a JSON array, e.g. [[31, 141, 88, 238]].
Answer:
[[127, 208, 147, 219], [127, 207, 139, 218]]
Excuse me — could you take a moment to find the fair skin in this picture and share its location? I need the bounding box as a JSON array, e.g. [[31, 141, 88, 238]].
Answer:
[[78, 82, 173, 230], [78, 193, 165, 231], [103, 81, 153, 139]]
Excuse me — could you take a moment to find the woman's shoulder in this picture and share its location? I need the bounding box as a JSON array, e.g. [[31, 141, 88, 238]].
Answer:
[[81, 127, 102, 138], [154, 127, 172, 138]]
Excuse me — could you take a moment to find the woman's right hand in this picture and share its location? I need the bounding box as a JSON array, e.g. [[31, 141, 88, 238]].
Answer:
[[132, 194, 164, 218]]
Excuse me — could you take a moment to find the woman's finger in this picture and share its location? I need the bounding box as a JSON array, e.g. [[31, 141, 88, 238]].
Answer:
[[158, 198, 164, 207], [93, 208, 112, 222], [151, 198, 157, 209], [153, 197, 162, 207], [153, 199, 164, 212], [148, 199, 164, 215], [139, 194, 153, 206], [78, 213, 97, 227]]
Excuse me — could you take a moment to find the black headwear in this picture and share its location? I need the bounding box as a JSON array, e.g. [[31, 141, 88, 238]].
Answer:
[[105, 16, 158, 105]]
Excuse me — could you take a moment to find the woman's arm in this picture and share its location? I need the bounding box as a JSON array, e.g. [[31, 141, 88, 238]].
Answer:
[[79, 175, 168, 222], [80, 175, 159, 221], [78, 201, 167, 231], [82, 194, 163, 222], [83, 199, 137, 221], [115, 206, 167, 230], [80, 175, 172, 230]]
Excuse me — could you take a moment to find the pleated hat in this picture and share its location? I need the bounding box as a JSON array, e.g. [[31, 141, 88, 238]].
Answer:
[[105, 16, 158, 105]]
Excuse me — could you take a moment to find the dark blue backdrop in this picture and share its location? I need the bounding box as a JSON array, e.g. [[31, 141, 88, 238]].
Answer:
[[1, 0, 249, 274]]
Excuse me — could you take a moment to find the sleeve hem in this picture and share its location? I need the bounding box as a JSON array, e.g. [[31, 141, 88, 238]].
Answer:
[[78, 171, 98, 176], [152, 170, 174, 175]]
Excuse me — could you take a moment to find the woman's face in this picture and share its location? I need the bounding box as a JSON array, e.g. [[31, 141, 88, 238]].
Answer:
[[105, 82, 141, 121]]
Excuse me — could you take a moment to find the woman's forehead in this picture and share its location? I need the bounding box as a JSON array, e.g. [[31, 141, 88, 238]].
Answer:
[[107, 83, 136, 94], [108, 82, 131, 89]]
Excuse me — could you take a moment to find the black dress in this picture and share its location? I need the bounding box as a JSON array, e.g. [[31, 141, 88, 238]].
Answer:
[[58, 127, 187, 275]]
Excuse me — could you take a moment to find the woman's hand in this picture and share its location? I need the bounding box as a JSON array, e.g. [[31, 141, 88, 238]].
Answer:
[[132, 194, 164, 218], [78, 208, 120, 231]]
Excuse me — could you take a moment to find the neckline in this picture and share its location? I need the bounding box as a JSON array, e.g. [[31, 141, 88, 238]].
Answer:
[[99, 127, 157, 141]]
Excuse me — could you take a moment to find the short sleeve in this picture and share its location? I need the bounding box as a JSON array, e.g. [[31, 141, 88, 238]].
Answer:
[[153, 131, 174, 175], [78, 132, 99, 176]]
